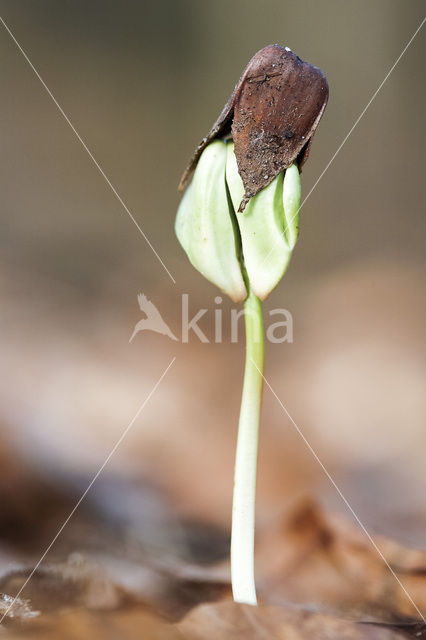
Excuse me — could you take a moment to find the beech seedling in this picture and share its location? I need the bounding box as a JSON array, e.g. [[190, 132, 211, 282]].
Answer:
[[176, 44, 328, 605]]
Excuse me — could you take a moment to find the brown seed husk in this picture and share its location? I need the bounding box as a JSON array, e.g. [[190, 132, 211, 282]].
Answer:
[[179, 44, 329, 211]]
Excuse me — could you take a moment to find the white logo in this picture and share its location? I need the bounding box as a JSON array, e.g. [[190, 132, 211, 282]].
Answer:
[[130, 293, 293, 344], [129, 294, 178, 342]]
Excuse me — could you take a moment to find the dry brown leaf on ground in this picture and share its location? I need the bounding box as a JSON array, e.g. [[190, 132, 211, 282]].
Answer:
[[1, 474, 426, 637], [0, 608, 181, 640], [254, 498, 426, 622], [0, 555, 130, 616], [176, 601, 416, 640], [0, 552, 231, 628], [148, 497, 426, 625]]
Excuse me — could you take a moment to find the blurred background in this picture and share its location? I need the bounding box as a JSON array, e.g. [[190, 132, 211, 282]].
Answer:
[[0, 0, 425, 590]]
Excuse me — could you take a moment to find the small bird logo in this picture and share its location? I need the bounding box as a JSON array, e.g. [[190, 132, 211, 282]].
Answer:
[[129, 294, 178, 343]]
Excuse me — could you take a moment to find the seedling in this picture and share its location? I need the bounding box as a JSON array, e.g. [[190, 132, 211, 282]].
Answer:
[[176, 45, 328, 605]]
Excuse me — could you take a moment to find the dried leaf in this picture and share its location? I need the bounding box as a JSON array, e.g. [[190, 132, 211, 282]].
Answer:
[[254, 498, 426, 623], [180, 498, 426, 625], [177, 601, 409, 639], [0, 608, 179, 640], [0, 555, 126, 615]]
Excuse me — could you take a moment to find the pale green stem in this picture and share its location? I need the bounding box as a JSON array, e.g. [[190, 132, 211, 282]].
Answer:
[[231, 288, 264, 605]]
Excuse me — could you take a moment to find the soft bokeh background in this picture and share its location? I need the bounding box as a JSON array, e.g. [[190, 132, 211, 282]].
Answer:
[[0, 0, 425, 570]]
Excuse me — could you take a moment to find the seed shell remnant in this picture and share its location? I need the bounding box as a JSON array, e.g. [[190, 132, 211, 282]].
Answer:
[[179, 44, 329, 211]]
